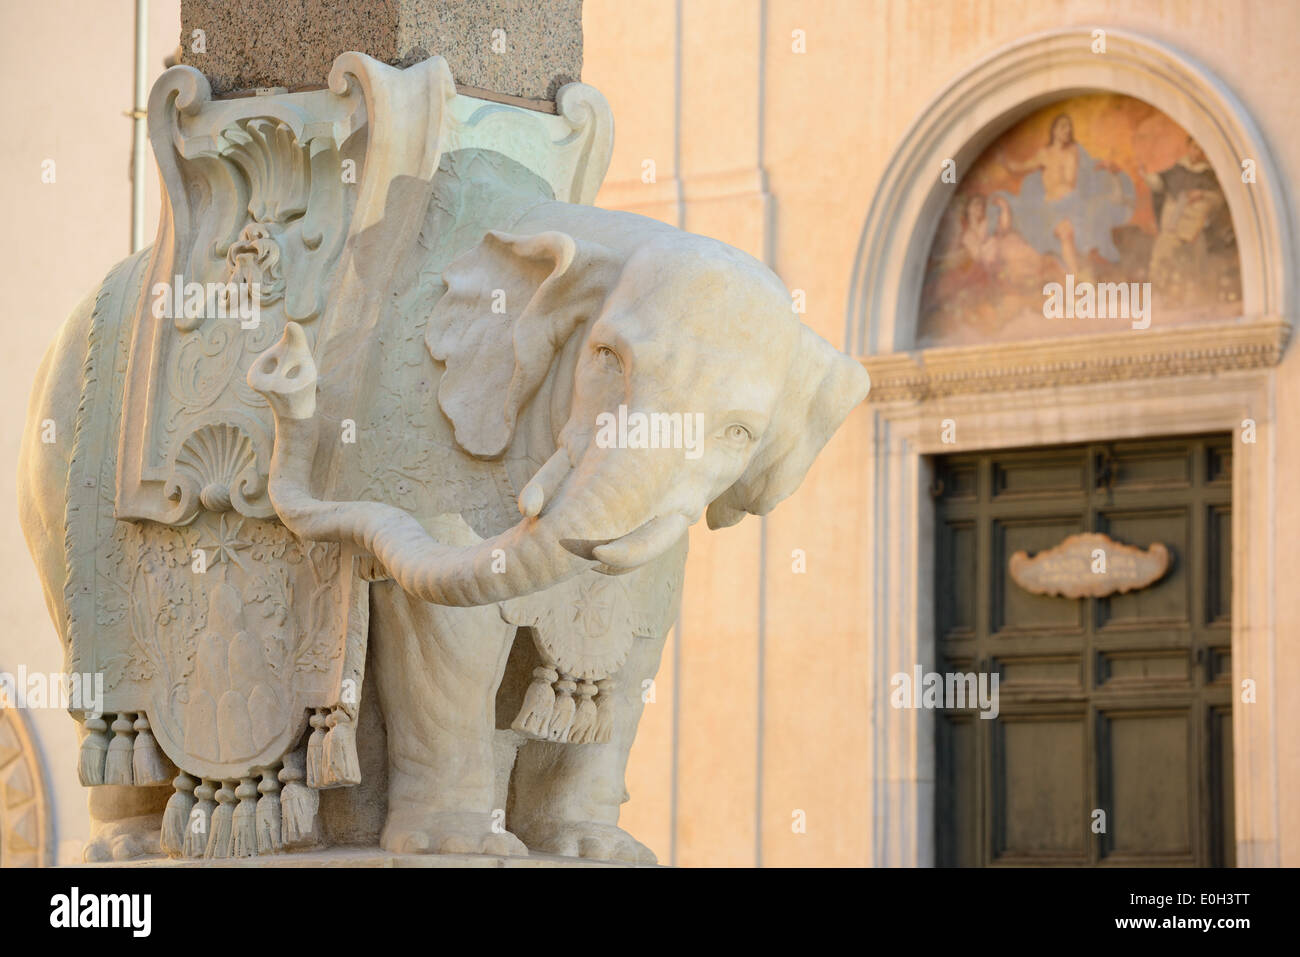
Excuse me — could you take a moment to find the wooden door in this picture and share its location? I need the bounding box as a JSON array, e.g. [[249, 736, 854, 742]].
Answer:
[[933, 435, 1234, 866]]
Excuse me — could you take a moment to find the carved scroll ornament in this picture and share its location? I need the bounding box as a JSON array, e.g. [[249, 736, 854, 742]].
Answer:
[[1009, 532, 1170, 599]]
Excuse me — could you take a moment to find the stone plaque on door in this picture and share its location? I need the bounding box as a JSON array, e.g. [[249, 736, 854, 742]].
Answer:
[[1009, 532, 1170, 599]]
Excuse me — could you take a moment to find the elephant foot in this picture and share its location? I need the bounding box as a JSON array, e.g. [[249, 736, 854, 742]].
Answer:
[[381, 808, 528, 857], [83, 814, 164, 863], [516, 818, 657, 865]]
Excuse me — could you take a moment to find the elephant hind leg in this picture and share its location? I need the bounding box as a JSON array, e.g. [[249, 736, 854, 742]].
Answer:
[[82, 785, 170, 862]]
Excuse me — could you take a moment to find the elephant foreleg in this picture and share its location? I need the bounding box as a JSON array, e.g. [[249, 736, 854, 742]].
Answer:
[[507, 630, 667, 864], [369, 581, 527, 857]]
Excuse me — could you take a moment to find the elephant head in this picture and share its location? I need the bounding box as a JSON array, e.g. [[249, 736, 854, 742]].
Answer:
[[248, 224, 870, 607]]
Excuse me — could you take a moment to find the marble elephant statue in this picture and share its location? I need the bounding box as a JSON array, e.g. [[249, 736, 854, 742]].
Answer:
[[243, 198, 871, 861], [18, 68, 868, 864]]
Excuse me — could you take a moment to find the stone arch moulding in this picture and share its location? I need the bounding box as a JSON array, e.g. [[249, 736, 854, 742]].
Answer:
[[0, 702, 54, 867], [845, 27, 1295, 396]]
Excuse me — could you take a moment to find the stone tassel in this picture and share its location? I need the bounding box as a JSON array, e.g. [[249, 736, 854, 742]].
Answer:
[[160, 772, 196, 858], [77, 715, 109, 786], [204, 781, 236, 859], [592, 679, 617, 744], [546, 676, 578, 742], [255, 768, 282, 854], [305, 710, 328, 788], [231, 777, 259, 858], [131, 713, 172, 786], [320, 710, 361, 788], [183, 779, 217, 858], [566, 680, 600, 744], [279, 750, 319, 848], [103, 712, 136, 785], [511, 667, 558, 739]]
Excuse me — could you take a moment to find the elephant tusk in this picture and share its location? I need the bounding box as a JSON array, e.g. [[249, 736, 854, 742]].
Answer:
[[592, 513, 689, 569], [518, 446, 572, 517]]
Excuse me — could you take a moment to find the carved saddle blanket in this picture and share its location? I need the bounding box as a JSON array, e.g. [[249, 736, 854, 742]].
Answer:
[[62, 249, 369, 791]]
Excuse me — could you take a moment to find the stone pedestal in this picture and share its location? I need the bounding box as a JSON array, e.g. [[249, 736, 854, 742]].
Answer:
[[104, 848, 653, 868], [180, 0, 583, 104]]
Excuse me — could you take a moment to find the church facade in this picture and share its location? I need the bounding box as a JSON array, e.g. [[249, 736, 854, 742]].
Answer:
[[583, 1, 1298, 867]]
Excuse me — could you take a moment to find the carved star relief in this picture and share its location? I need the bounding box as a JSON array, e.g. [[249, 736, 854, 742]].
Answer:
[[500, 572, 637, 679], [194, 513, 252, 576], [571, 578, 614, 636]]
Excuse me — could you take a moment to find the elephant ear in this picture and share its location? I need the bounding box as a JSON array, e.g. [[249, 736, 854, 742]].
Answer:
[[428, 229, 619, 459], [706, 324, 871, 529]]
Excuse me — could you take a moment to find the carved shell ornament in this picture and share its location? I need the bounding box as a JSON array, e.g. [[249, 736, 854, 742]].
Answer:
[[1009, 532, 1170, 599], [164, 421, 269, 520], [221, 118, 312, 225]]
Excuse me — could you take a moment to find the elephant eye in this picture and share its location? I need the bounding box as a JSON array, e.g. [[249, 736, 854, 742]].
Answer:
[[593, 344, 623, 373], [725, 424, 753, 443]]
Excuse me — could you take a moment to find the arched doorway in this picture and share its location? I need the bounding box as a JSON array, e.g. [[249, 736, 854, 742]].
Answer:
[[847, 27, 1294, 867]]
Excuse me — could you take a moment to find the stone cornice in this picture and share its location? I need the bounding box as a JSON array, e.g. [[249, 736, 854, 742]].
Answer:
[[863, 316, 1289, 402]]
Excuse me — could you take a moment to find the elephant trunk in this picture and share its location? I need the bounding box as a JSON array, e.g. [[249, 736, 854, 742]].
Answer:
[[262, 412, 615, 607], [248, 325, 600, 605], [248, 323, 679, 607]]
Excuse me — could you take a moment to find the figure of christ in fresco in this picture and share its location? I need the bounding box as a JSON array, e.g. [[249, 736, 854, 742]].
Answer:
[[994, 113, 1135, 277]]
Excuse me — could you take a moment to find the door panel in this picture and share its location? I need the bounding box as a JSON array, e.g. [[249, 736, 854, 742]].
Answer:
[[1097, 509, 1189, 626], [1097, 709, 1193, 861], [934, 434, 1234, 867], [993, 714, 1088, 862]]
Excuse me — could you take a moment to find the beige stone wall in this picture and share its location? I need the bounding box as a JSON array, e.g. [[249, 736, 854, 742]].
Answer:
[[585, 0, 1300, 865]]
